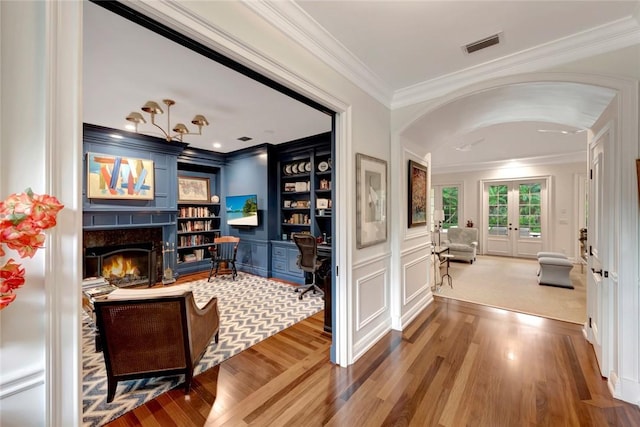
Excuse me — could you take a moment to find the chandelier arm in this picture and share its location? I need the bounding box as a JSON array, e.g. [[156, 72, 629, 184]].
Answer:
[[148, 114, 171, 142]]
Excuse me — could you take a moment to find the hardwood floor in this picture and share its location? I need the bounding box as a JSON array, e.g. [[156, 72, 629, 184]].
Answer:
[[105, 291, 640, 426]]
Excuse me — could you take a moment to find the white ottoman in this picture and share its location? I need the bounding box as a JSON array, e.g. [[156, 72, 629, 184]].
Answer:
[[536, 251, 567, 259], [536, 252, 567, 275], [538, 257, 574, 289]]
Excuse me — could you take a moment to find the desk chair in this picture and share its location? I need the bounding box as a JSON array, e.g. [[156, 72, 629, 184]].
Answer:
[[208, 236, 239, 281], [292, 233, 325, 300]]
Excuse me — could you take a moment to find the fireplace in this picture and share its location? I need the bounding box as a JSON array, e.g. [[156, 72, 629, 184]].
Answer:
[[85, 243, 156, 287], [83, 227, 163, 287]]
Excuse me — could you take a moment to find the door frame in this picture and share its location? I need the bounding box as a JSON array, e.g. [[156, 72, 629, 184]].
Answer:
[[479, 176, 551, 257]]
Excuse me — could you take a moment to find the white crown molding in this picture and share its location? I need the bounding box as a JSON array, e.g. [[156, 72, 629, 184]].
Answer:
[[241, 0, 640, 111], [432, 151, 587, 175], [124, 0, 349, 115], [392, 16, 640, 108], [242, 0, 393, 107]]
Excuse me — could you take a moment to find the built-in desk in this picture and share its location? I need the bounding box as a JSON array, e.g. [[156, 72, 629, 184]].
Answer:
[[316, 244, 332, 333], [271, 240, 333, 332]]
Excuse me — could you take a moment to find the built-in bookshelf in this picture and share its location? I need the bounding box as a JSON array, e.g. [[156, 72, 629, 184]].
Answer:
[[277, 148, 332, 243], [176, 202, 220, 264]]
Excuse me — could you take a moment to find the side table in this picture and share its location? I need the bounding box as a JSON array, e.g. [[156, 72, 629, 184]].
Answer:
[[82, 284, 117, 351], [432, 246, 453, 291]]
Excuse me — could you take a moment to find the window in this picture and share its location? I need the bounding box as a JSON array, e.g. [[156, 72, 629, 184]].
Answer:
[[488, 184, 508, 235], [431, 184, 462, 230], [518, 183, 541, 237]]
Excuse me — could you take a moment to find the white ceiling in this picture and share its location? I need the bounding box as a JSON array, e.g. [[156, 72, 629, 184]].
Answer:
[[83, 2, 332, 153], [84, 1, 640, 170]]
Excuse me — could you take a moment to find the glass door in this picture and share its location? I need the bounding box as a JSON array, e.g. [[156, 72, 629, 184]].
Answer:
[[485, 180, 545, 258]]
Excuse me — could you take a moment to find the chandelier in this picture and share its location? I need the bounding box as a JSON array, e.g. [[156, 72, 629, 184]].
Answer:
[[126, 99, 209, 143]]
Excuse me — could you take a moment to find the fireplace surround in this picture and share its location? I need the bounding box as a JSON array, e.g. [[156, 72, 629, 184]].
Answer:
[[83, 227, 163, 287]]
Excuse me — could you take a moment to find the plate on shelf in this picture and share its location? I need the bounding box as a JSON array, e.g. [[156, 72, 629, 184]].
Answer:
[[305, 162, 311, 172], [284, 164, 292, 175], [298, 161, 307, 173], [318, 161, 329, 172], [292, 163, 299, 174]]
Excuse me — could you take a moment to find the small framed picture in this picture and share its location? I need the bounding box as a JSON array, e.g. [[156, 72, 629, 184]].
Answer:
[[317, 198, 329, 209], [178, 176, 210, 202], [284, 200, 291, 208]]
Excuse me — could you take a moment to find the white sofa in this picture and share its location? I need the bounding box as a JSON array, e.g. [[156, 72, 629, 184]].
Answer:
[[442, 227, 478, 264]]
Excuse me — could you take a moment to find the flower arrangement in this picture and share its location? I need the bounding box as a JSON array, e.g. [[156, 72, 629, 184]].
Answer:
[[0, 188, 63, 310]]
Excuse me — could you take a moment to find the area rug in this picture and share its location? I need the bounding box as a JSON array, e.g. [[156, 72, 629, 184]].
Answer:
[[82, 273, 323, 427], [434, 255, 586, 324]]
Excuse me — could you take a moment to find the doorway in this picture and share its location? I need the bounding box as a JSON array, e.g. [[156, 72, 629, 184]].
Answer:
[[482, 178, 548, 258]]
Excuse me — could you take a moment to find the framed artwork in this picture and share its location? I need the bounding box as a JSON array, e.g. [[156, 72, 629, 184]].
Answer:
[[408, 160, 428, 227], [86, 152, 154, 200], [356, 153, 387, 248], [178, 176, 210, 202], [636, 159, 640, 204]]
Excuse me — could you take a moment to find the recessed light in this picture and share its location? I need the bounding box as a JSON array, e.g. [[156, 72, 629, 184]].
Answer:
[[213, 142, 222, 149], [125, 124, 136, 131], [110, 134, 123, 139]]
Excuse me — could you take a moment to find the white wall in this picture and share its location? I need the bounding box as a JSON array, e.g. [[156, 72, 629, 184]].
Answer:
[[432, 162, 587, 259], [0, 2, 47, 425]]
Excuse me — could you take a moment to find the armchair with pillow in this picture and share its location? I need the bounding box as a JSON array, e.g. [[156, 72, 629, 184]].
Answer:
[[442, 227, 478, 264]]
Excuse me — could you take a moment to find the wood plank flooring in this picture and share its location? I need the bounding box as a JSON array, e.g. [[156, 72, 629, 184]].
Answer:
[[105, 285, 640, 426]]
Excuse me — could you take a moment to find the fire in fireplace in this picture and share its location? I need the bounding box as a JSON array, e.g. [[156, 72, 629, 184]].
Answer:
[[84, 243, 157, 288]]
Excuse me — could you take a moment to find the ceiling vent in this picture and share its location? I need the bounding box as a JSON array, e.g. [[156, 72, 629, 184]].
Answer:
[[237, 136, 253, 142], [463, 33, 502, 54]]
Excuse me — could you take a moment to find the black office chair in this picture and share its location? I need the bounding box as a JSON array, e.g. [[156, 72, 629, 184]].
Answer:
[[292, 233, 325, 300], [208, 236, 239, 281]]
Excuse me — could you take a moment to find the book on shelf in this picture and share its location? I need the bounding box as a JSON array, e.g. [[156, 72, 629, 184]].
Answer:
[[183, 253, 197, 262]]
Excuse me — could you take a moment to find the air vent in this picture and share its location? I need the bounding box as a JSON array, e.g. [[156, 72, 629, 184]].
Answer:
[[464, 33, 501, 54], [237, 136, 253, 142]]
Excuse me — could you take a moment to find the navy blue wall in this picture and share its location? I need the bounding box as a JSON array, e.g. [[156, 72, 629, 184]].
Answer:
[[223, 146, 275, 277]]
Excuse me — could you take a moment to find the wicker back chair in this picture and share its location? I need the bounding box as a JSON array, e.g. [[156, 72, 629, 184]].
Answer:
[[93, 286, 219, 402]]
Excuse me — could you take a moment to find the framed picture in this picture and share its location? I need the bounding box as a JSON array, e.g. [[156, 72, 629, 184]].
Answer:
[[356, 153, 387, 248], [636, 159, 640, 204], [86, 152, 155, 200], [408, 160, 428, 227], [178, 176, 210, 202]]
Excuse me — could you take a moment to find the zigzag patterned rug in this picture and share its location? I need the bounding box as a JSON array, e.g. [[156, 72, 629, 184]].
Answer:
[[82, 273, 323, 427]]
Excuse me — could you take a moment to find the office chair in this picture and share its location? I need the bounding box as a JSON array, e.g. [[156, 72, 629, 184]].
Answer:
[[292, 233, 325, 300], [208, 236, 239, 281]]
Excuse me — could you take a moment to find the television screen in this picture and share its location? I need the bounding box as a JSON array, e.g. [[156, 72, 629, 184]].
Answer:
[[226, 194, 258, 227]]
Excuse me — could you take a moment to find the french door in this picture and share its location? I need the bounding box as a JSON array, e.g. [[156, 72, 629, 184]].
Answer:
[[484, 179, 546, 258]]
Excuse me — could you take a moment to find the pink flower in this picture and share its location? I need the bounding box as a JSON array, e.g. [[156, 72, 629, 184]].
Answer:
[[0, 259, 26, 293], [0, 188, 63, 310], [0, 293, 16, 310]]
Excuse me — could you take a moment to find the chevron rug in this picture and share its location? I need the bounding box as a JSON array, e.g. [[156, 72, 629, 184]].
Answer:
[[82, 273, 323, 427]]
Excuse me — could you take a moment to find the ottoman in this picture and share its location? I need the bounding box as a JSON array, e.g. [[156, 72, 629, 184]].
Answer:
[[536, 252, 567, 275], [536, 251, 567, 259], [538, 256, 574, 289]]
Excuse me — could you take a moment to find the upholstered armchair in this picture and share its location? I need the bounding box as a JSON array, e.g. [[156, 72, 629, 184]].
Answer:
[[442, 227, 479, 264], [93, 285, 220, 402]]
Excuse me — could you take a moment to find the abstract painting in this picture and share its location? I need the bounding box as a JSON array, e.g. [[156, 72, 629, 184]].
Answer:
[[86, 152, 154, 200]]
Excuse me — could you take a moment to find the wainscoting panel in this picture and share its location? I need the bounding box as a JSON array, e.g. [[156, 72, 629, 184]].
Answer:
[[398, 243, 433, 329], [352, 254, 391, 361], [356, 268, 387, 331], [403, 254, 430, 305]]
